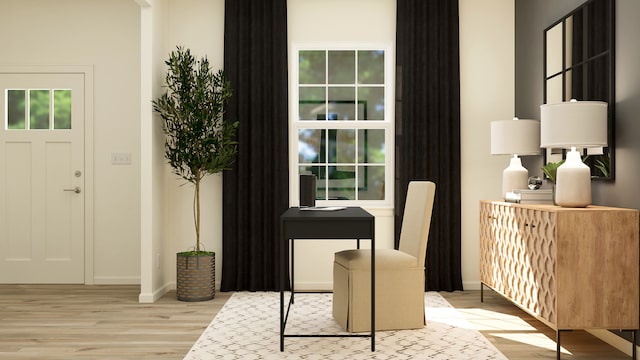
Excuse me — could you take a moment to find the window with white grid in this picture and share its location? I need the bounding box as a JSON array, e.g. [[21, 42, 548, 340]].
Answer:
[[292, 47, 392, 205]]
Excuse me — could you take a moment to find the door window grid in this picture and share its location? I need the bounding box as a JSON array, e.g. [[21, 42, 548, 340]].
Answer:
[[5, 88, 72, 130]]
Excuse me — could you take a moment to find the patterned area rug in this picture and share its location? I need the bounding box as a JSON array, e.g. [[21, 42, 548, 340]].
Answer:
[[184, 291, 507, 359]]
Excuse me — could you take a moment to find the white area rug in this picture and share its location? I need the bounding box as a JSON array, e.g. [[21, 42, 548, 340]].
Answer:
[[184, 292, 507, 359]]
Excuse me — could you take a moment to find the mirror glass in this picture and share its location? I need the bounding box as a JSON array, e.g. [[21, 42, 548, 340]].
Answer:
[[543, 0, 615, 179]]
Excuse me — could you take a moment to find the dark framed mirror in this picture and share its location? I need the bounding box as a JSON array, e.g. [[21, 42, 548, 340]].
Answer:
[[543, 0, 615, 179]]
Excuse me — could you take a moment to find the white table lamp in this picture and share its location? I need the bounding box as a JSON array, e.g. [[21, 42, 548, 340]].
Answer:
[[491, 118, 541, 199], [540, 100, 608, 207]]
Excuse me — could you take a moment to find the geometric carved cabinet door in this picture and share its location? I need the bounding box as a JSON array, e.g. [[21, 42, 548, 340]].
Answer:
[[480, 202, 557, 326]]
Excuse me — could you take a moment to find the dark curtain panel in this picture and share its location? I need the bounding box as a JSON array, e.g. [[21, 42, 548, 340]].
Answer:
[[395, 0, 463, 291], [221, 0, 289, 291]]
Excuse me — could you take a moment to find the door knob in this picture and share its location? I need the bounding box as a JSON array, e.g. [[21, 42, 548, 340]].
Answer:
[[64, 187, 82, 194]]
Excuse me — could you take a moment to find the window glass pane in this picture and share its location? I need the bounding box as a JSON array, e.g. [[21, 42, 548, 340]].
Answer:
[[358, 50, 384, 84], [298, 129, 323, 163], [54, 89, 72, 129], [328, 129, 355, 164], [299, 50, 326, 84], [358, 129, 385, 163], [327, 165, 355, 200], [358, 87, 384, 120], [328, 87, 355, 121], [7, 89, 26, 129], [358, 165, 385, 200], [328, 50, 355, 84], [299, 86, 325, 120], [30, 89, 50, 129]]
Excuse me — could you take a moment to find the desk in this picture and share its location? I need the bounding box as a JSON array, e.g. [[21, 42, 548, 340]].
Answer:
[[280, 206, 375, 351]]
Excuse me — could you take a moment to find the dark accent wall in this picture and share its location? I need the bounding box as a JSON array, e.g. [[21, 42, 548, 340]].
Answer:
[[516, 0, 640, 208], [516, 0, 640, 345]]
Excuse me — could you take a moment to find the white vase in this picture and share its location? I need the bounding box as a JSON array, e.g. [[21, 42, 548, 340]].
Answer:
[[554, 150, 591, 207], [502, 156, 528, 199]]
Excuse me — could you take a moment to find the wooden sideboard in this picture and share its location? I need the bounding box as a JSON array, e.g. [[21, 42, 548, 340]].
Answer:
[[479, 200, 640, 359]]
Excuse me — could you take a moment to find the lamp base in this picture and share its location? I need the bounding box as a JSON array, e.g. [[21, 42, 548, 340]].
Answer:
[[502, 156, 528, 200], [555, 149, 591, 207]]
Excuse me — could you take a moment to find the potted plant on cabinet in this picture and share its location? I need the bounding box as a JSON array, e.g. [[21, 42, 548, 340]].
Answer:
[[153, 46, 238, 301]]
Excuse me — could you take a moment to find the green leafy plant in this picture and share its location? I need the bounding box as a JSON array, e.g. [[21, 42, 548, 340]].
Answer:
[[152, 46, 238, 254], [594, 153, 611, 178], [541, 160, 564, 184]]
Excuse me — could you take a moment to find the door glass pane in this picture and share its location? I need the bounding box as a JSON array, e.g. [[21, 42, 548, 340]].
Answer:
[[30, 89, 50, 129], [299, 50, 326, 84], [54, 89, 72, 129], [328, 51, 355, 84], [358, 50, 384, 84], [7, 89, 26, 129]]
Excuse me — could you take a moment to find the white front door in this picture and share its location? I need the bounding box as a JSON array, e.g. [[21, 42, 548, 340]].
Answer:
[[0, 73, 85, 283]]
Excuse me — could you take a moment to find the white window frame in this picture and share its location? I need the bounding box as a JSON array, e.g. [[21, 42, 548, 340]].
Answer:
[[289, 43, 394, 208]]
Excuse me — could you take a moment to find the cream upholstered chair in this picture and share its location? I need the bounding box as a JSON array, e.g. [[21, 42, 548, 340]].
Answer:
[[332, 181, 436, 332]]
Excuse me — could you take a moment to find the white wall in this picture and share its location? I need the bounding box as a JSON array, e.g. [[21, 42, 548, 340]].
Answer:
[[287, 0, 397, 290], [139, 0, 171, 302], [0, 0, 142, 284], [137, 0, 228, 302], [159, 0, 227, 293], [0, 0, 514, 294], [459, 0, 515, 289]]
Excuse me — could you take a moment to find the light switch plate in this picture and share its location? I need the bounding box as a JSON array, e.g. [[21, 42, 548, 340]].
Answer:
[[111, 152, 132, 165]]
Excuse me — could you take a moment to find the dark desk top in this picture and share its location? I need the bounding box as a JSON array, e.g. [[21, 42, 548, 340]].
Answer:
[[281, 206, 373, 220], [280, 207, 374, 239]]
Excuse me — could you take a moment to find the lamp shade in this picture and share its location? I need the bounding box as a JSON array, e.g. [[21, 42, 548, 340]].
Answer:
[[540, 100, 608, 148], [490, 118, 540, 155]]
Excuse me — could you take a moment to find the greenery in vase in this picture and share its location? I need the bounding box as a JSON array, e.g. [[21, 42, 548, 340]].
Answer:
[[152, 46, 238, 254], [594, 153, 611, 178], [541, 160, 564, 184]]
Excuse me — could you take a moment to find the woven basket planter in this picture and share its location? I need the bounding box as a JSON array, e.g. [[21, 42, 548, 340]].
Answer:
[[176, 252, 215, 301]]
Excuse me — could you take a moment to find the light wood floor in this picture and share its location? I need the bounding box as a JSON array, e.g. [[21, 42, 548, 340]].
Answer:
[[442, 290, 632, 359], [0, 285, 632, 359]]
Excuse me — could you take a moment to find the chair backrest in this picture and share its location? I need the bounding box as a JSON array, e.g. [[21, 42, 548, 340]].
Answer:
[[398, 181, 436, 267]]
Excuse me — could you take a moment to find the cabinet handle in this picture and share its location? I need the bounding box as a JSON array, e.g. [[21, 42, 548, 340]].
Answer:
[[524, 223, 536, 228]]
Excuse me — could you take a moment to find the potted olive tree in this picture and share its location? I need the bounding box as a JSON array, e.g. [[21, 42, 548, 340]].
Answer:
[[153, 46, 238, 301]]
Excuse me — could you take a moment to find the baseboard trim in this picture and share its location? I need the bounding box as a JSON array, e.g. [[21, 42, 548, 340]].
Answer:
[[293, 282, 333, 292], [92, 276, 140, 285], [462, 280, 481, 290], [139, 283, 172, 303]]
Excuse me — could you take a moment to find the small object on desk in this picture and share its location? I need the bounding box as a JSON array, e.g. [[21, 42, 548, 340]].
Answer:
[[299, 174, 317, 207], [528, 175, 542, 190], [299, 206, 347, 211], [505, 189, 554, 204]]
